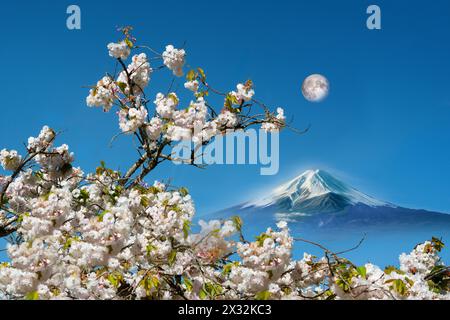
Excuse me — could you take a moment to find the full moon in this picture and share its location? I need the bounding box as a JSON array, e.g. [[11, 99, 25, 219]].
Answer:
[[301, 74, 329, 102]]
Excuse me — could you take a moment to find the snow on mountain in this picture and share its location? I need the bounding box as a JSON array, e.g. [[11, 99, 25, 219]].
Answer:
[[243, 169, 391, 212], [209, 169, 450, 228], [207, 169, 450, 266]]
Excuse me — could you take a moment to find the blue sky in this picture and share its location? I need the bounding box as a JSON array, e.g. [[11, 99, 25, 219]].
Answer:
[[1, 0, 450, 218]]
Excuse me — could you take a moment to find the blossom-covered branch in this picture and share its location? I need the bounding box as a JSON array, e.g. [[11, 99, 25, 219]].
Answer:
[[86, 27, 287, 188], [0, 28, 448, 300]]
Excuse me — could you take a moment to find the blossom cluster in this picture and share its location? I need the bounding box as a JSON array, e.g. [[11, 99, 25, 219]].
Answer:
[[0, 127, 448, 300], [107, 41, 131, 60], [162, 45, 186, 77], [261, 108, 286, 132], [0, 135, 447, 300], [85, 32, 286, 149], [0, 30, 447, 300], [0, 149, 21, 171], [329, 238, 449, 300], [117, 53, 152, 94]]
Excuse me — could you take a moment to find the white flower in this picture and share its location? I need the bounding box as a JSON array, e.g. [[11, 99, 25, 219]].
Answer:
[[145, 117, 163, 140], [118, 106, 148, 133], [261, 108, 285, 133], [184, 80, 199, 93], [261, 123, 278, 133], [154, 93, 179, 119], [162, 45, 186, 77], [236, 83, 255, 102], [27, 126, 55, 152], [107, 41, 131, 60], [215, 111, 238, 129], [86, 76, 116, 111], [276, 107, 286, 122], [165, 125, 192, 141], [117, 53, 152, 93], [72, 189, 81, 198], [0, 149, 21, 171]]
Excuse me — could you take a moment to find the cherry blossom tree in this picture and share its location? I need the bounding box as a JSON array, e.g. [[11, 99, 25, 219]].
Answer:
[[0, 27, 448, 300]]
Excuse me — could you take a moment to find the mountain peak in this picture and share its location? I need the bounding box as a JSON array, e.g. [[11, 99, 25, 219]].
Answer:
[[245, 169, 389, 211]]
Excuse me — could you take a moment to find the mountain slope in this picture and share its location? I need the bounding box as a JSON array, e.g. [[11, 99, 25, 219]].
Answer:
[[244, 169, 389, 212], [208, 169, 450, 234], [206, 169, 450, 265]]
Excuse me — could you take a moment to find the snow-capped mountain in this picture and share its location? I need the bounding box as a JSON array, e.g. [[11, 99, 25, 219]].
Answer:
[[206, 169, 450, 265], [210, 169, 450, 228], [244, 169, 389, 212]]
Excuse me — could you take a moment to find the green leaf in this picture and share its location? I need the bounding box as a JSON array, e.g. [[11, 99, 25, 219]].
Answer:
[[222, 262, 239, 276], [17, 212, 30, 224], [195, 90, 209, 98], [145, 276, 159, 290], [97, 210, 109, 222], [392, 279, 408, 296], [186, 69, 196, 81], [63, 238, 72, 250], [171, 205, 182, 213], [323, 290, 336, 300], [197, 68, 206, 82], [282, 287, 292, 295], [124, 38, 134, 48], [432, 237, 445, 252], [202, 283, 222, 299], [116, 81, 128, 93], [183, 278, 193, 292], [356, 266, 367, 279], [255, 291, 271, 300], [140, 196, 150, 207], [108, 273, 122, 288], [255, 233, 271, 247], [179, 187, 189, 197], [384, 265, 405, 275], [335, 278, 351, 293], [80, 189, 89, 201], [148, 186, 160, 194], [146, 243, 156, 256], [210, 283, 223, 297], [183, 220, 191, 239], [25, 291, 39, 300], [224, 93, 240, 112], [405, 277, 414, 287], [41, 191, 53, 201], [168, 250, 177, 266], [231, 216, 242, 232], [199, 288, 207, 300]]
